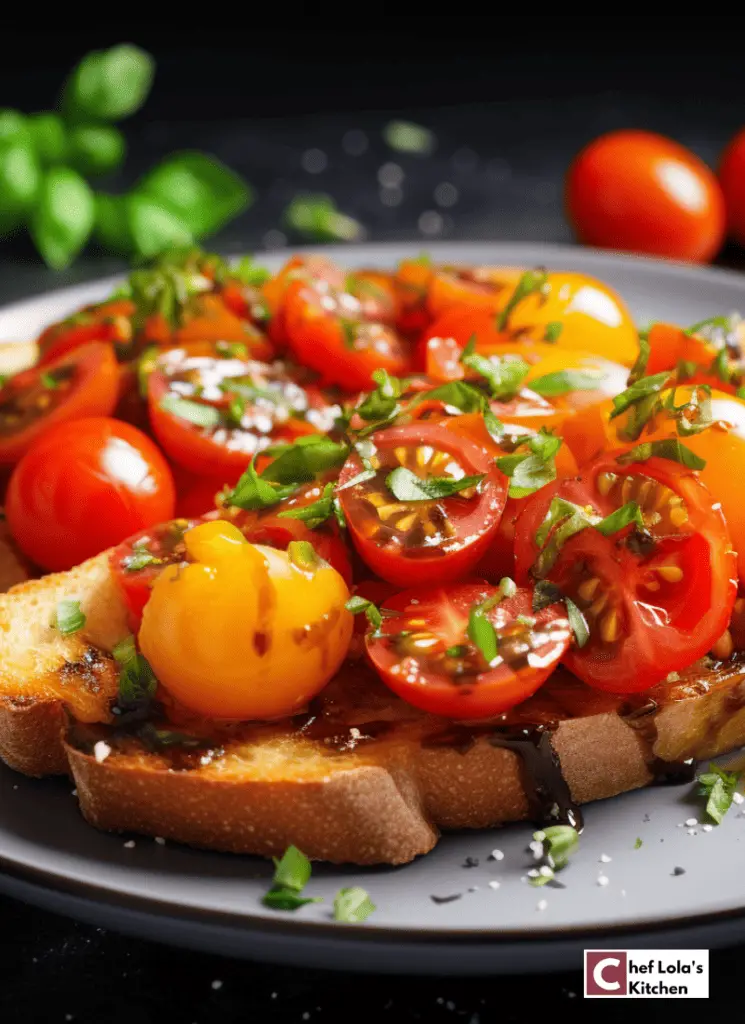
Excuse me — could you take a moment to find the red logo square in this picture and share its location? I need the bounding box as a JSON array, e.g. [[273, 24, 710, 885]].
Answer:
[[585, 951, 628, 995]]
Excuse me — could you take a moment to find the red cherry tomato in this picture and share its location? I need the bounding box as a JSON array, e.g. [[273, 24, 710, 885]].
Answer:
[[336, 421, 507, 586], [262, 255, 347, 347], [0, 343, 120, 466], [567, 130, 725, 262], [366, 582, 572, 719], [37, 298, 136, 364], [719, 127, 745, 247], [283, 277, 411, 391], [513, 453, 736, 692], [6, 417, 176, 572], [147, 348, 339, 476]]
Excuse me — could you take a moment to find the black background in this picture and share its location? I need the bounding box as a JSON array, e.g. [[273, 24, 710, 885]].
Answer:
[[3, 23, 745, 1021]]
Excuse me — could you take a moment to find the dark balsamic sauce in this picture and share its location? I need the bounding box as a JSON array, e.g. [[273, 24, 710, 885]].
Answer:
[[618, 698, 695, 785]]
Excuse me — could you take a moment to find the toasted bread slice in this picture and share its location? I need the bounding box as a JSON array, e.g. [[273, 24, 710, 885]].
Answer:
[[1, 553, 745, 863]]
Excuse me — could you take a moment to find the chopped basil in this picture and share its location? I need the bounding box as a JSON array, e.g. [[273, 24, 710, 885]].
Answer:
[[634, 837, 643, 850], [535, 824, 579, 870], [40, 370, 59, 389], [628, 332, 651, 385], [160, 393, 221, 429], [594, 501, 645, 537], [226, 394, 246, 427], [495, 268, 548, 331], [609, 371, 671, 420], [564, 597, 589, 648], [533, 497, 597, 577], [334, 886, 376, 923], [263, 845, 322, 911], [616, 438, 705, 470], [529, 369, 605, 397], [116, 649, 158, 712], [664, 385, 713, 437], [697, 764, 741, 824], [55, 599, 86, 636], [278, 482, 336, 529], [121, 547, 160, 572], [543, 321, 563, 343], [383, 119, 435, 155], [461, 337, 531, 400], [385, 466, 484, 502], [261, 435, 350, 485], [112, 634, 137, 665], [676, 359, 698, 383], [412, 379, 489, 415], [467, 595, 500, 664], [709, 347, 732, 384], [288, 540, 320, 573], [136, 345, 159, 398], [340, 318, 357, 350], [345, 595, 382, 632], [225, 455, 297, 511], [355, 368, 405, 424], [685, 314, 733, 338], [137, 723, 206, 750], [495, 430, 561, 499]]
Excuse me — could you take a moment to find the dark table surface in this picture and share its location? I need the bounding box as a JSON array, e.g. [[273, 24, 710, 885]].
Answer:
[[2, 91, 745, 1020]]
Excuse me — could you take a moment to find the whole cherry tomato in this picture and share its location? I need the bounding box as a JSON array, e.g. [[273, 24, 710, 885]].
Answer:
[[6, 417, 176, 571], [719, 127, 745, 247], [567, 130, 725, 262]]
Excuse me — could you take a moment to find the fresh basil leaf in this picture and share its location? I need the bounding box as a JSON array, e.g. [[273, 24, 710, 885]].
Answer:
[[355, 369, 405, 423], [697, 764, 741, 824], [62, 44, 155, 122], [495, 268, 549, 330], [272, 845, 312, 892], [709, 347, 732, 384], [628, 331, 651, 386], [609, 372, 671, 419], [386, 467, 484, 502], [55, 599, 86, 636], [564, 597, 589, 648], [30, 167, 94, 269], [383, 119, 435, 155], [685, 315, 733, 338], [334, 887, 376, 923], [462, 349, 531, 400], [278, 483, 336, 529], [543, 321, 563, 343], [345, 595, 382, 631], [616, 438, 705, 470], [69, 124, 126, 177], [225, 456, 297, 511], [117, 651, 158, 710], [496, 430, 562, 499], [27, 112, 67, 165], [529, 369, 605, 397], [127, 192, 193, 259], [160, 394, 220, 429], [138, 152, 251, 238], [467, 598, 499, 663], [261, 436, 350, 485], [121, 548, 160, 572], [411, 380, 487, 415], [533, 497, 597, 578], [634, 837, 643, 849], [0, 134, 37, 235], [288, 540, 320, 574], [136, 723, 206, 751], [283, 193, 364, 242], [665, 385, 713, 437], [262, 888, 321, 911], [93, 192, 135, 255], [112, 634, 137, 665], [594, 501, 645, 537], [535, 824, 579, 870], [40, 371, 58, 389]]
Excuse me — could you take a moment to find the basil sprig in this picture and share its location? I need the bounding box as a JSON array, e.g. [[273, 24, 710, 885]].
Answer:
[[461, 335, 531, 400], [495, 268, 549, 331], [262, 846, 322, 911], [385, 466, 484, 502], [530, 825, 580, 886], [616, 438, 705, 470], [495, 430, 562, 499], [697, 764, 741, 824]]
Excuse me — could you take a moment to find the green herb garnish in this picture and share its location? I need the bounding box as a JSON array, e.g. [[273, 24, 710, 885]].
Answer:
[[385, 467, 484, 502], [55, 599, 86, 636], [345, 596, 383, 632], [262, 846, 322, 911], [160, 394, 220, 429], [495, 430, 562, 499], [225, 455, 297, 511], [616, 439, 705, 470], [261, 435, 350, 485], [288, 540, 320, 574], [697, 764, 741, 824], [529, 369, 605, 397], [496, 268, 549, 331], [543, 321, 563, 343], [334, 887, 376, 923], [628, 332, 651, 385]]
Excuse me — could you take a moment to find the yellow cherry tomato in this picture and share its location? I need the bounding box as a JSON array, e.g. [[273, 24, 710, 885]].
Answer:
[[562, 386, 745, 580], [506, 272, 639, 366], [139, 520, 353, 720]]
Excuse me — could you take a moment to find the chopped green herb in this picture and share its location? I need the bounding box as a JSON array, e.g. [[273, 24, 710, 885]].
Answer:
[[117, 650, 158, 711], [495, 430, 562, 499], [226, 394, 246, 427], [543, 321, 563, 343], [230, 255, 271, 287], [334, 886, 376, 923], [225, 455, 297, 511], [160, 393, 220, 429], [496, 268, 549, 331], [121, 547, 160, 572], [628, 333, 651, 385], [354, 368, 405, 424], [55, 599, 86, 636], [136, 345, 159, 398], [288, 540, 320, 574], [697, 764, 741, 824], [664, 384, 713, 437], [278, 483, 336, 530], [634, 837, 643, 850], [385, 467, 484, 502], [261, 435, 350, 485], [215, 340, 249, 359], [610, 372, 671, 420], [616, 439, 705, 470], [467, 595, 500, 664], [283, 194, 363, 242], [262, 889, 321, 911], [564, 597, 589, 648], [709, 347, 732, 384], [594, 501, 645, 537], [445, 644, 470, 657], [262, 845, 322, 911], [112, 634, 137, 665], [499, 576, 517, 599], [533, 498, 597, 578], [461, 339, 531, 400], [345, 595, 382, 632], [534, 825, 579, 870], [529, 369, 604, 397], [40, 371, 58, 389], [685, 314, 733, 338]]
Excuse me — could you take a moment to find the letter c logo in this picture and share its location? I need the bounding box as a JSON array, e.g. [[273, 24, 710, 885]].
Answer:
[[593, 957, 622, 991]]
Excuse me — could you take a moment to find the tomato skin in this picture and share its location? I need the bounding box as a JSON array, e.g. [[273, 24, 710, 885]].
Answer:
[[283, 279, 412, 391], [645, 321, 744, 392], [513, 454, 737, 693], [366, 582, 571, 719], [336, 421, 507, 587], [263, 255, 346, 347], [6, 417, 176, 572], [37, 299, 135, 364], [567, 130, 725, 263], [0, 342, 120, 466], [719, 127, 745, 247]]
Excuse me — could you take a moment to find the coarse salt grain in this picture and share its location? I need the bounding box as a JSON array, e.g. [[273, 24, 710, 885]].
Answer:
[[597, 875, 610, 887], [488, 880, 501, 890], [211, 980, 223, 990], [733, 792, 744, 805], [490, 849, 504, 861], [685, 817, 698, 827], [599, 854, 612, 863], [536, 899, 548, 911], [687, 828, 698, 836], [93, 741, 111, 763], [154, 836, 166, 845], [702, 824, 713, 833], [123, 840, 135, 849]]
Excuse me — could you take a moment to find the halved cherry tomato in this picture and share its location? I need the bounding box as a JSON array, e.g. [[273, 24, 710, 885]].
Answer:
[[562, 385, 745, 581], [720, 127, 745, 247], [147, 348, 339, 476], [263, 255, 347, 347], [346, 270, 397, 323], [427, 265, 523, 320], [336, 421, 506, 586], [0, 342, 120, 466], [37, 298, 136, 364], [514, 453, 737, 692], [645, 320, 745, 392], [112, 516, 202, 628], [366, 582, 572, 718], [567, 130, 725, 263], [283, 277, 412, 391], [393, 258, 434, 335], [7, 417, 176, 572]]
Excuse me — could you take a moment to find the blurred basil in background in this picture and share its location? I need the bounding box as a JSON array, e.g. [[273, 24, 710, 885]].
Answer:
[[0, 43, 253, 269]]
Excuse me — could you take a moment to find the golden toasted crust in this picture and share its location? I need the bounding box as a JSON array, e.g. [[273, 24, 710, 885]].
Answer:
[[3, 552, 745, 863]]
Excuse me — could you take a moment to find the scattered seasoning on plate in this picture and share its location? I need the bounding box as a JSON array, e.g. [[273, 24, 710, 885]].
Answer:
[[430, 893, 463, 905], [536, 899, 548, 911], [597, 874, 610, 887], [488, 849, 504, 861], [685, 817, 698, 827], [702, 824, 714, 832], [672, 866, 686, 876], [599, 853, 612, 863], [462, 856, 479, 868], [488, 880, 501, 890]]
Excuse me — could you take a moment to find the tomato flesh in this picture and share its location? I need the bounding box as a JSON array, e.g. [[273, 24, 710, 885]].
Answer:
[[37, 299, 135, 364], [337, 422, 507, 586], [514, 454, 737, 692], [366, 582, 572, 719]]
